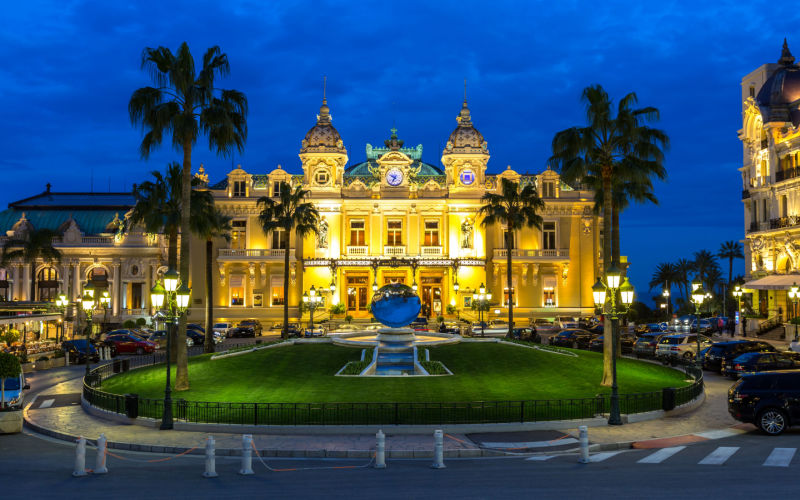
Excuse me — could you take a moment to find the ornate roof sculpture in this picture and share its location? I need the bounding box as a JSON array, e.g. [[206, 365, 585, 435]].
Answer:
[[443, 85, 488, 155], [346, 128, 444, 180], [300, 80, 347, 154], [756, 39, 800, 126]]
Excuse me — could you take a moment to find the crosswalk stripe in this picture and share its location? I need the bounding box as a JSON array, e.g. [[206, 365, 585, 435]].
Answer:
[[482, 438, 578, 449], [698, 447, 739, 465], [637, 446, 686, 464], [38, 399, 55, 409], [763, 448, 796, 467], [525, 455, 555, 461], [589, 451, 623, 463]]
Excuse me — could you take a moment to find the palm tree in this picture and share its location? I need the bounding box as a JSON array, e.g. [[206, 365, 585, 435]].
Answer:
[[478, 178, 545, 339], [192, 207, 231, 353], [674, 258, 695, 304], [718, 241, 744, 315], [1, 228, 62, 302], [693, 249, 720, 291], [257, 181, 319, 339], [129, 42, 247, 390], [550, 84, 668, 385], [127, 162, 214, 379]]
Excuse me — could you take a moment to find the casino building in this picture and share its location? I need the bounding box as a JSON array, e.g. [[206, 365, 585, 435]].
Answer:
[[189, 94, 603, 324]]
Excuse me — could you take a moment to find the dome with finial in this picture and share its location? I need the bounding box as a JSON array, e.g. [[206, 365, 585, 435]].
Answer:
[[443, 84, 488, 155], [756, 39, 800, 126], [300, 78, 347, 154]]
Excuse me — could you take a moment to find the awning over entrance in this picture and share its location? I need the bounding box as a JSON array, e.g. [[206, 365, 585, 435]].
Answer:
[[743, 274, 800, 290]]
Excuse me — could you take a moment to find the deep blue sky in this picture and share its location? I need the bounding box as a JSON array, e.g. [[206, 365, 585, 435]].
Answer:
[[1, 1, 799, 304]]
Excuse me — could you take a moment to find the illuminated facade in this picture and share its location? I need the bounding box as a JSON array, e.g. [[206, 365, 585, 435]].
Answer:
[[189, 94, 603, 324], [740, 40, 800, 316]]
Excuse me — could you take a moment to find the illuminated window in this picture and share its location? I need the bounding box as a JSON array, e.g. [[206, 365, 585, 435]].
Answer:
[[271, 228, 288, 249], [349, 219, 365, 245], [543, 277, 557, 307], [386, 219, 403, 246], [423, 220, 440, 246], [543, 222, 556, 250], [230, 275, 244, 306], [231, 220, 247, 250], [232, 180, 246, 197], [273, 181, 284, 198], [270, 276, 284, 306], [37, 267, 59, 301]]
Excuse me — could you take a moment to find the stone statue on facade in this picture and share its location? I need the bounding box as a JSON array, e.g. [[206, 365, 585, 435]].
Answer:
[[461, 218, 473, 249], [317, 217, 329, 249]]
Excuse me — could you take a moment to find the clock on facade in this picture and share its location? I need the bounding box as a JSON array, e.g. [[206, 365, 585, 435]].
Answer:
[[386, 167, 404, 186], [459, 168, 476, 186]]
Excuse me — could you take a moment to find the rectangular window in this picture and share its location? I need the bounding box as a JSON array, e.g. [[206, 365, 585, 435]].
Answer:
[[762, 199, 768, 222], [273, 182, 283, 198], [349, 219, 365, 246], [230, 275, 245, 306], [749, 86, 755, 98], [423, 220, 440, 246], [231, 220, 247, 250], [270, 277, 284, 306], [542, 181, 555, 198], [387, 219, 403, 246], [543, 222, 556, 250], [543, 277, 557, 307], [782, 196, 788, 218], [271, 228, 288, 249], [232, 180, 246, 197]]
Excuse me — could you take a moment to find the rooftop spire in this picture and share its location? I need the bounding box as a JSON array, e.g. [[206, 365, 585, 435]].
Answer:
[[317, 75, 331, 124], [464, 78, 467, 105], [457, 81, 472, 126], [779, 38, 795, 66]]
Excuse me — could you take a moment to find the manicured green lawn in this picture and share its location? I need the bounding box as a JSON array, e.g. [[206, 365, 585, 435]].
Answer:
[[101, 343, 690, 403]]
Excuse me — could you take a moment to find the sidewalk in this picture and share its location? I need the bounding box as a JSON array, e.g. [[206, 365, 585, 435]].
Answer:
[[23, 370, 749, 457]]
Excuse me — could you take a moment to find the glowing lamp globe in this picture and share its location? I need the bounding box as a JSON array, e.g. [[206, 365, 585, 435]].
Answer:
[[370, 283, 422, 328]]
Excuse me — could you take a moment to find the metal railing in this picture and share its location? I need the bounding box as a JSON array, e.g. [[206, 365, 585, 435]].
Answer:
[[219, 248, 292, 258], [83, 354, 704, 426], [776, 167, 800, 183], [493, 248, 569, 259]]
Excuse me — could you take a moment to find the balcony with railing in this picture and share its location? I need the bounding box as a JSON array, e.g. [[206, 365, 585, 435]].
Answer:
[[769, 216, 800, 230], [420, 246, 443, 256], [346, 245, 369, 256], [218, 248, 293, 260], [493, 248, 569, 260], [775, 167, 800, 183], [384, 245, 406, 256], [748, 221, 770, 233]]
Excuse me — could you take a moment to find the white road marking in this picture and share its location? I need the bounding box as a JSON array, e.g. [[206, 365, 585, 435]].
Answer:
[[525, 455, 555, 461], [763, 448, 796, 467], [637, 446, 686, 464], [481, 438, 578, 449], [694, 429, 746, 440], [698, 446, 739, 465], [588, 451, 623, 463], [38, 399, 55, 409]]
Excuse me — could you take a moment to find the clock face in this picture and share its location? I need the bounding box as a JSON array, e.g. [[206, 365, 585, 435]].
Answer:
[[460, 168, 476, 186], [386, 168, 404, 186]]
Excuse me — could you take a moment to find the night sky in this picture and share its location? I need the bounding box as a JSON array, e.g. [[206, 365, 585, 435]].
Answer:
[[2, 1, 800, 304]]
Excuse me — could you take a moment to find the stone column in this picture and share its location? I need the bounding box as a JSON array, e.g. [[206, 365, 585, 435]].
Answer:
[[111, 260, 121, 316], [21, 265, 30, 301], [73, 261, 82, 300], [11, 265, 19, 300]]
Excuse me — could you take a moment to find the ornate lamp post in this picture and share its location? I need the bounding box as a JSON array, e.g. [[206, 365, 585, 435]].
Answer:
[[78, 282, 98, 377], [471, 283, 492, 337], [302, 285, 322, 333], [55, 293, 68, 342], [691, 283, 706, 371], [789, 283, 799, 342], [732, 285, 743, 337], [150, 268, 190, 430], [592, 263, 635, 426], [661, 286, 670, 321]]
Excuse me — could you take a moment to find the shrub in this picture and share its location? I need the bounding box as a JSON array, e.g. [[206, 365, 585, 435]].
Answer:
[[341, 360, 371, 375], [0, 328, 20, 347], [122, 319, 136, 328], [345, 314, 353, 324], [136, 318, 147, 327], [329, 303, 346, 317], [420, 360, 448, 375], [436, 315, 445, 324]]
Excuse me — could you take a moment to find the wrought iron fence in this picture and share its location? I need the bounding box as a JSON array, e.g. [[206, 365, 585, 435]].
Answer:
[[83, 355, 705, 426]]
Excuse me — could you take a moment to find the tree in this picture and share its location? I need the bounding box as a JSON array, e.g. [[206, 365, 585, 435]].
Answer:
[[718, 240, 744, 315], [127, 162, 214, 382], [478, 178, 545, 339], [130, 42, 247, 390], [192, 207, 231, 354], [693, 249, 720, 291], [0, 351, 21, 409], [257, 182, 319, 339], [0, 328, 20, 348], [1, 228, 62, 302], [649, 262, 679, 314], [674, 258, 695, 303], [550, 84, 668, 386]]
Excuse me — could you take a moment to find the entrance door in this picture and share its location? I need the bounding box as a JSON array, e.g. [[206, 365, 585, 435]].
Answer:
[[346, 275, 369, 313], [131, 283, 143, 309], [420, 275, 443, 318]]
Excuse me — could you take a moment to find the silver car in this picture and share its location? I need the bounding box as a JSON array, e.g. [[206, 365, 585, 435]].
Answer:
[[655, 333, 713, 362]]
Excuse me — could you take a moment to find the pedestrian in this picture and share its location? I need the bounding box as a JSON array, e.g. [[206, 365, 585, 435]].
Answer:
[[742, 316, 747, 337]]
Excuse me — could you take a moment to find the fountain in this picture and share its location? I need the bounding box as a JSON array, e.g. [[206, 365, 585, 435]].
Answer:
[[371, 283, 422, 375]]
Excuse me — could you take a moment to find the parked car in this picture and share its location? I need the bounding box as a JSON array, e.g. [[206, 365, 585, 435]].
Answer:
[[722, 351, 800, 378], [0, 368, 28, 410], [187, 323, 205, 333], [692, 318, 714, 334], [227, 326, 255, 338], [556, 316, 580, 329], [655, 333, 713, 362], [186, 329, 205, 346], [704, 340, 776, 372], [511, 327, 540, 342], [61, 339, 100, 364], [633, 333, 665, 358], [674, 315, 697, 333], [549, 329, 597, 349], [728, 370, 800, 434], [304, 325, 325, 337], [237, 319, 263, 336], [213, 322, 234, 336], [589, 333, 636, 354], [147, 330, 168, 348], [531, 318, 559, 334], [104, 333, 157, 355]]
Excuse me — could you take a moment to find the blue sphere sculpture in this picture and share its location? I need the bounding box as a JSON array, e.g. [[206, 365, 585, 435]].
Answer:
[[370, 283, 422, 328]]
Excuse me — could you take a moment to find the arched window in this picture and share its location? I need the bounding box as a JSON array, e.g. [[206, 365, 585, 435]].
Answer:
[[37, 266, 59, 302], [0, 268, 8, 301], [88, 267, 109, 295]]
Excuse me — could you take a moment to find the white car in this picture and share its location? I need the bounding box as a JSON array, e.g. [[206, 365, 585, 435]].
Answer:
[[532, 319, 559, 333], [557, 316, 580, 329], [655, 334, 713, 361], [213, 322, 234, 336]]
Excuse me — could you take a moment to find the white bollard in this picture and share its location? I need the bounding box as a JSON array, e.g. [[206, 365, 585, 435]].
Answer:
[[94, 433, 108, 474], [203, 436, 218, 478], [72, 437, 88, 477], [239, 434, 254, 475], [431, 429, 445, 469], [578, 425, 590, 464], [375, 429, 386, 469]]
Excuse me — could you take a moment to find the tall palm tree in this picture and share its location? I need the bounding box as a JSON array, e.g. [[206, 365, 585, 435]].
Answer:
[[549, 84, 668, 386], [257, 182, 319, 339], [674, 258, 695, 303], [718, 240, 744, 315], [127, 162, 214, 379], [693, 249, 720, 290], [478, 178, 545, 339], [129, 42, 247, 390], [1, 228, 62, 302], [192, 207, 231, 353]]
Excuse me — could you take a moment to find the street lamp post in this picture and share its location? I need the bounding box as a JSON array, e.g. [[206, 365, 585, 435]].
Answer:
[[732, 285, 743, 336], [662, 287, 670, 321], [592, 264, 635, 426], [78, 283, 97, 378], [789, 283, 799, 343], [55, 293, 68, 342], [302, 285, 322, 334], [691, 281, 706, 372], [472, 283, 492, 337], [150, 268, 190, 430]]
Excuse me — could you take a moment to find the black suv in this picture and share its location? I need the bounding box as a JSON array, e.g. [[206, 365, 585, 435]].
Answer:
[[728, 370, 800, 435], [237, 319, 263, 336], [549, 329, 597, 349], [704, 340, 775, 372]]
